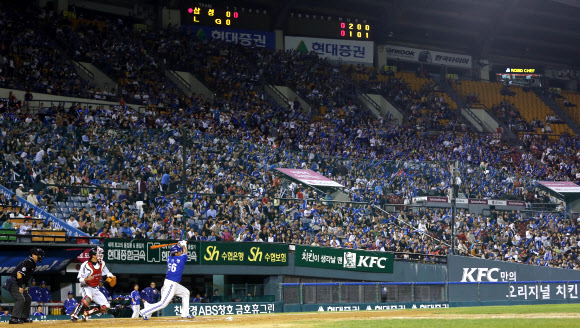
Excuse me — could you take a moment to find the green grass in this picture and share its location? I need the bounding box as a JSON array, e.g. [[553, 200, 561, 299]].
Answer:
[[430, 303, 580, 314], [286, 304, 580, 328], [308, 319, 580, 328]]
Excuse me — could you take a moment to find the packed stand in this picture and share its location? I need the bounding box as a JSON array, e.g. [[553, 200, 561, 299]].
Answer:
[[0, 10, 578, 270], [55, 17, 186, 108], [0, 8, 93, 98]]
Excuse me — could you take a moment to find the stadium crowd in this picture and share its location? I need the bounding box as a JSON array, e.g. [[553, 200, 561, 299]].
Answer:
[[0, 7, 579, 272]]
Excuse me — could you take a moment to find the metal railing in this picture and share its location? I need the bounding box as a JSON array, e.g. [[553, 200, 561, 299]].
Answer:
[[168, 70, 192, 92], [73, 61, 95, 85], [266, 83, 290, 107], [360, 92, 381, 114]]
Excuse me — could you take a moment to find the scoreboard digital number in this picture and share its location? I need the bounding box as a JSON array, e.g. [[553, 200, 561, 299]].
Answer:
[[184, 5, 271, 30], [287, 17, 372, 40], [188, 7, 239, 26], [339, 22, 371, 39]]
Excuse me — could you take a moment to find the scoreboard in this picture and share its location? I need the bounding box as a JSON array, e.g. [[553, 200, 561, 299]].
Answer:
[[184, 4, 271, 30], [183, 3, 373, 40]]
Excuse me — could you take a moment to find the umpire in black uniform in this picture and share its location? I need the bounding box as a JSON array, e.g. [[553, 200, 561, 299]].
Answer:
[[2, 247, 44, 324]]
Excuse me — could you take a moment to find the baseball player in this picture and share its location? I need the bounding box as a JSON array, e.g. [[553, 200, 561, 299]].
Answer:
[[139, 241, 193, 320], [28, 279, 40, 303], [64, 291, 79, 315], [130, 284, 141, 318], [70, 247, 117, 322], [141, 282, 160, 304]]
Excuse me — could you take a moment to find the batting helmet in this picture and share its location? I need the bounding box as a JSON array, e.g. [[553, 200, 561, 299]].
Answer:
[[170, 244, 182, 255], [30, 247, 45, 263]]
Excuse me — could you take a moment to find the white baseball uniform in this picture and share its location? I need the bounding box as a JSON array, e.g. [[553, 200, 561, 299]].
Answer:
[[140, 278, 190, 317], [132, 304, 140, 318], [78, 260, 113, 308]]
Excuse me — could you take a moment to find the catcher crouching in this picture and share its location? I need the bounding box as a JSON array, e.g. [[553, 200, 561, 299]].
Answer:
[[71, 247, 117, 322]]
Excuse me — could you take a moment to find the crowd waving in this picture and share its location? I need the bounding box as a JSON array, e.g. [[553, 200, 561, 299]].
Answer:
[[0, 4, 579, 271]]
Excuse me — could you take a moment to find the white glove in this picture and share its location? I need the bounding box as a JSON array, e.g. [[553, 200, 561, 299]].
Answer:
[[179, 240, 187, 247]]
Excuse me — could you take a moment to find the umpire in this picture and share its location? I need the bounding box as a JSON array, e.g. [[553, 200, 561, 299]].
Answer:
[[3, 247, 45, 324]]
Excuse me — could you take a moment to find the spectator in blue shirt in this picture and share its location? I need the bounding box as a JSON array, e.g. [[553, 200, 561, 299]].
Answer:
[[121, 222, 133, 238], [161, 172, 171, 191], [206, 205, 217, 219]]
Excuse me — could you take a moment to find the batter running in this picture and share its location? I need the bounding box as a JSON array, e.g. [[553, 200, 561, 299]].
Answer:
[[140, 240, 193, 320], [71, 247, 117, 322]]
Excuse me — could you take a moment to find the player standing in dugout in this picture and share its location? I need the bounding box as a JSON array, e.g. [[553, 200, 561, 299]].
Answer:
[[2, 247, 44, 325], [70, 247, 117, 322], [139, 240, 193, 320]]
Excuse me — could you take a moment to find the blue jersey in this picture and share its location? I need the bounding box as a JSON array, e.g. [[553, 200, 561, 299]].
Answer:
[[99, 286, 110, 300], [130, 290, 141, 305], [33, 311, 45, 316], [64, 298, 78, 314], [39, 288, 51, 302], [29, 286, 41, 302], [165, 253, 187, 282], [141, 287, 160, 303]]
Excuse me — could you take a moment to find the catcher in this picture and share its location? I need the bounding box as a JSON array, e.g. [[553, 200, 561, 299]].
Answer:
[[71, 247, 117, 322]]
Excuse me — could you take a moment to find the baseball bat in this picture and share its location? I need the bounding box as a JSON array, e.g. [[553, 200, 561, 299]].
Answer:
[[150, 242, 179, 250]]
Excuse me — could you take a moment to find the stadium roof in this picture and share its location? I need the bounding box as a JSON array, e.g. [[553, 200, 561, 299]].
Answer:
[[214, 0, 580, 66], [85, 0, 580, 66]]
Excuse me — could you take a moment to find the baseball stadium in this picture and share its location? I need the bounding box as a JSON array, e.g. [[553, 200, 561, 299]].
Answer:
[[1, 0, 580, 327]]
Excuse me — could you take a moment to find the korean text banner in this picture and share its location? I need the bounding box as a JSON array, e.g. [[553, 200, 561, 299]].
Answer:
[[186, 25, 275, 49], [383, 45, 472, 69], [285, 36, 374, 64], [104, 239, 200, 264], [295, 245, 394, 273], [276, 168, 344, 187], [200, 242, 288, 266]]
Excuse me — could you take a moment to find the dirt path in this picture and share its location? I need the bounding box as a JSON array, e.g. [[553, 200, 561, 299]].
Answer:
[[5, 310, 580, 328]]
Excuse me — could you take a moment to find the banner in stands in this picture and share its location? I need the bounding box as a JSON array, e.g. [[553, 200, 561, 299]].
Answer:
[[295, 245, 394, 273], [0, 249, 84, 274], [538, 181, 580, 193], [411, 196, 525, 207], [285, 36, 374, 64], [104, 239, 200, 264], [186, 25, 275, 48], [275, 168, 344, 187], [383, 45, 472, 69], [200, 241, 288, 266]]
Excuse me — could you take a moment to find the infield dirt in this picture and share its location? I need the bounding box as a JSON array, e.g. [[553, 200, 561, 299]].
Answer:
[[5, 310, 580, 328]]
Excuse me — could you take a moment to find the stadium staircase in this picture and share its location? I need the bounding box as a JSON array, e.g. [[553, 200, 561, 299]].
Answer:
[[536, 90, 580, 135], [556, 91, 580, 128], [441, 80, 521, 145], [452, 79, 574, 140]]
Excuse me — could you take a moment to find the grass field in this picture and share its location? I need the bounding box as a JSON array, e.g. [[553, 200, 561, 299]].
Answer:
[[2, 304, 579, 327], [295, 304, 580, 328]]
